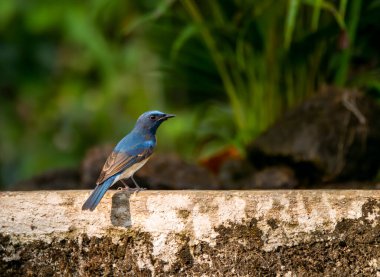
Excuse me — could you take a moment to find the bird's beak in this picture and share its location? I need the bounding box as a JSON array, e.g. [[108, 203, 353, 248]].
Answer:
[[161, 114, 176, 121]]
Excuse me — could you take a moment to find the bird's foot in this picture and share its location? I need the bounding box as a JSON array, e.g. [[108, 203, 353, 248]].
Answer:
[[129, 187, 147, 195], [128, 175, 146, 194], [117, 178, 146, 193], [116, 186, 146, 194], [117, 187, 130, 191]]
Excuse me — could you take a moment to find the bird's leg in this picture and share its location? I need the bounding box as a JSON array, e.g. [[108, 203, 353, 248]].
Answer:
[[131, 175, 141, 188], [117, 179, 130, 190], [129, 175, 146, 193], [117, 177, 145, 193], [121, 179, 130, 189]]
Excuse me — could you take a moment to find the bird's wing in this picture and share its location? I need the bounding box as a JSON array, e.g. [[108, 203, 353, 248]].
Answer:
[[96, 142, 154, 185]]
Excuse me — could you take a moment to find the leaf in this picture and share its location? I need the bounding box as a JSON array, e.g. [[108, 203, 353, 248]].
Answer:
[[171, 24, 197, 60], [0, 1, 16, 28], [302, 0, 346, 29], [123, 0, 176, 35], [311, 0, 322, 30], [284, 0, 300, 49]]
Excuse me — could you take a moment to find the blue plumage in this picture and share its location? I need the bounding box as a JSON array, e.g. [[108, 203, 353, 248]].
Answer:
[[82, 175, 117, 211], [82, 111, 175, 211]]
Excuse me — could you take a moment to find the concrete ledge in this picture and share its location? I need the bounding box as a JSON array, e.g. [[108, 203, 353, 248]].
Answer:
[[1, 190, 379, 275]]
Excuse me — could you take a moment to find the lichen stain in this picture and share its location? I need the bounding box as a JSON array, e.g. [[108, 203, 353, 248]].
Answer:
[[214, 196, 246, 225], [144, 194, 192, 233], [1, 199, 379, 276]]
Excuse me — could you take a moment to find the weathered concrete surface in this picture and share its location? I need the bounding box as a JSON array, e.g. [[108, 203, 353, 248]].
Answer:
[[0, 190, 379, 276]]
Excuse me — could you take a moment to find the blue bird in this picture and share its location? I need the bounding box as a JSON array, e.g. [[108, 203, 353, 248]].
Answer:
[[82, 111, 175, 211]]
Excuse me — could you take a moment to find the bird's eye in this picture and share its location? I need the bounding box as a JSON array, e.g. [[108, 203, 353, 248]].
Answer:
[[150, 115, 157, 120]]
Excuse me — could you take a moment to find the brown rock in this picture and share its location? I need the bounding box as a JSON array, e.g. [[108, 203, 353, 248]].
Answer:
[[218, 159, 298, 189], [80, 144, 113, 188], [248, 86, 380, 183], [136, 153, 219, 190], [252, 166, 298, 189], [12, 168, 80, 190], [81, 145, 219, 190]]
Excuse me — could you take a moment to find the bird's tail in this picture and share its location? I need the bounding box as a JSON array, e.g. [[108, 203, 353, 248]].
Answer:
[[82, 176, 116, 211]]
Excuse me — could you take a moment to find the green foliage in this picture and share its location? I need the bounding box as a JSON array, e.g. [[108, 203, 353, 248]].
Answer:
[[138, 0, 380, 151], [0, 1, 168, 187], [1, 0, 379, 187]]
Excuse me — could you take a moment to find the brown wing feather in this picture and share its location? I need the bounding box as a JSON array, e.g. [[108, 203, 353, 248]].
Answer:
[[96, 151, 134, 185]]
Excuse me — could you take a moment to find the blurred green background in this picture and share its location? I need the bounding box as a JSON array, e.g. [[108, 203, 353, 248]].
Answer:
[[1, 0, 380, 188]]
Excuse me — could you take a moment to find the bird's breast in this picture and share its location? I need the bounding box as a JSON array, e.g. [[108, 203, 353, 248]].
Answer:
[[115, 157, 150, 182]]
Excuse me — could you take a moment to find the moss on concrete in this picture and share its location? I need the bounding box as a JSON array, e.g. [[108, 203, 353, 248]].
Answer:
[[1, 199, 379, 276]]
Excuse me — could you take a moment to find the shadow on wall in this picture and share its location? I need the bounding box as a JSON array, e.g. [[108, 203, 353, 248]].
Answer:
[[111, 191, 132, 227]]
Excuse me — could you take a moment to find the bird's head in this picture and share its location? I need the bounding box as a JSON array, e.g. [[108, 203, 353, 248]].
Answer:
[[135, 110, 175, 134]]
